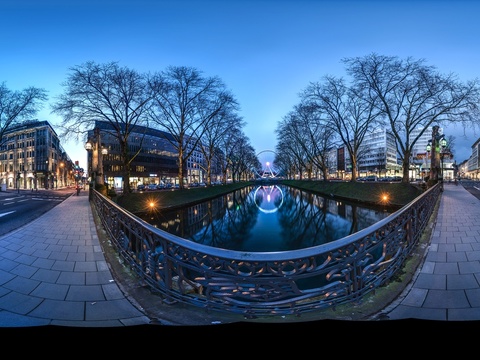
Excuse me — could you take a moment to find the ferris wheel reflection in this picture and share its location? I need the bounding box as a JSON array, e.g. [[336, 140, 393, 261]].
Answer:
[[253, 185, 284, 214]]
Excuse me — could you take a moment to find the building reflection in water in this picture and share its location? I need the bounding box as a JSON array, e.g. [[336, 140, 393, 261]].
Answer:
[[139, 184, 393, 252]]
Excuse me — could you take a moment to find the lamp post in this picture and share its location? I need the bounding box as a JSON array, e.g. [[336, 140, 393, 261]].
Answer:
[[85, 134, 95, 199], [439, 136, 448, 183], [427, 125, 439, 182], [45, 159, 49, 189], [33, 169, 37, 191], [59, 162, 64, 188], [85, 127, 108, 199], [426, 142, 431, 179], [427, 125, 448, 189]]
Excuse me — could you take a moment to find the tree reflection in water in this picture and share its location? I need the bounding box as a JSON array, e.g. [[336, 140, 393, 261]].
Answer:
[[140, 184, 393, 252]]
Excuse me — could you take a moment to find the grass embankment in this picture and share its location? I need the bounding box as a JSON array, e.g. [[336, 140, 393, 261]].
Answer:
[[116, 179, 425, 214], [282, 179, 424, 209], [116, 181, 254, 214]]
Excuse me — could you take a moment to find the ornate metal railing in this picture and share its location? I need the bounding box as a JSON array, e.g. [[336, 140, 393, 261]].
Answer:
[[92, 183, 441, 318]]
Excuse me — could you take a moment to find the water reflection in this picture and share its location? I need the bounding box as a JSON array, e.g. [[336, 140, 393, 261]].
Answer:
[[140, 184, 392, 252]]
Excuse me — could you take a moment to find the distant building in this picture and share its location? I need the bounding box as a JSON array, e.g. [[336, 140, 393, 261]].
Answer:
[[333, 128, 400, 180], [467, 138, 480, 179], [0, 120, 75, 190], [88, 120, 214, 189], [357, 127, 400, 177]]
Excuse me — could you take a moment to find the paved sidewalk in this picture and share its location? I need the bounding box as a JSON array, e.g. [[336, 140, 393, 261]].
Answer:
[[378, 183, 480, 321], [0, 189, 151, 328]]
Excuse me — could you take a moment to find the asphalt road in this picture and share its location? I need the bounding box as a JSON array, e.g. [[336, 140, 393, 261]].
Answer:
[[458, 180, 480, 200], [0, 188, 76, 237]]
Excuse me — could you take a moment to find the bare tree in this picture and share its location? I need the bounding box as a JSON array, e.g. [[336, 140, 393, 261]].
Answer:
[[217, 129, 240, 183], [200, 111, 244, 186], [275, 117, 311, 180], [301, 75, 382, 181], [51, 61, 153, 194], [343, 53, 480, 182], [272, 145, 295, 179], [147, 66, 239, 189], [288, 102, 337, 180], [227, 133, 257, 182], [0, 82, 48, 145]]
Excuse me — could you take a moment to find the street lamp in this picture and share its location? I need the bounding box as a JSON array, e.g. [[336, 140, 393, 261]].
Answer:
[[427, 125, 441, 182], [59, 162, 64, 188], [45, 159, 49, 189], [439, 136, 448, 183], [16, 171, 20, 193], [85, 127, 108, 198], [426, 142, 431, 179], [33, 169, 38, 191], [427, 125, 449, 189]]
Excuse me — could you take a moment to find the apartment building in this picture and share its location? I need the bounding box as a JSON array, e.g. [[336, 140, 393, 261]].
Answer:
[[0, 120, 75, 191]]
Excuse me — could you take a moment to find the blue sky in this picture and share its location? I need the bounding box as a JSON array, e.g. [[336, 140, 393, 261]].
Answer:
[[1, 0, 479, 170]]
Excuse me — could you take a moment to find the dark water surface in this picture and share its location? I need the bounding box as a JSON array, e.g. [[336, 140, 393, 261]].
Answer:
[[139, 184, 393, 252]]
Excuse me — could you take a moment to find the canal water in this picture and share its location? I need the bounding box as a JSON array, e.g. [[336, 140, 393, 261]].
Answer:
[[139, 184, 393, 252]]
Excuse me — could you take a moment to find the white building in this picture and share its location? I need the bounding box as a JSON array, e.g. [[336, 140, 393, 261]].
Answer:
[[355, 128, 400, 178]]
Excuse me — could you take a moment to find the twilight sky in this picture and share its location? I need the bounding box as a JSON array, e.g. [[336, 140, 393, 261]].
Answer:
[[1, 0, 479, 169]]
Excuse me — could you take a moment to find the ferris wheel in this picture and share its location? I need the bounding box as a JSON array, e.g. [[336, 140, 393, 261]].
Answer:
[[255, 150, 279, 178]]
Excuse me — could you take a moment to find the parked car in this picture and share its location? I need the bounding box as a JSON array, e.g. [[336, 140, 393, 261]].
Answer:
[[147, 184, 157, 191], [137, 184, 145, 191]]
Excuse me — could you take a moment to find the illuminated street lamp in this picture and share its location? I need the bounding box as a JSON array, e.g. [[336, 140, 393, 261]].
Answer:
[[426, 142, 431, 178], [59, 162, 65, 188], [427, 125, 449, 188], [439, 136, 448, 183], [85, 127, 108, 198], [45, 159, 49, 189]]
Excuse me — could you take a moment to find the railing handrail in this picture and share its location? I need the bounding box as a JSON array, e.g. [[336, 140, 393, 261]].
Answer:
[[91, 182, 441, 317]]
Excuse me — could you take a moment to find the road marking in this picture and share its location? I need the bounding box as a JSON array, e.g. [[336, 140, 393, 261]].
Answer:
[[0, 211, 15, 218]]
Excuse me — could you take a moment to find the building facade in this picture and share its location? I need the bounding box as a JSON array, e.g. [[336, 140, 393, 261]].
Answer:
[[331, 128, 400, 180], [466, 138, 480, 179], [357, 128, 400, 177], [88, 121, 213, 190], [0, 120, 75, 191]]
